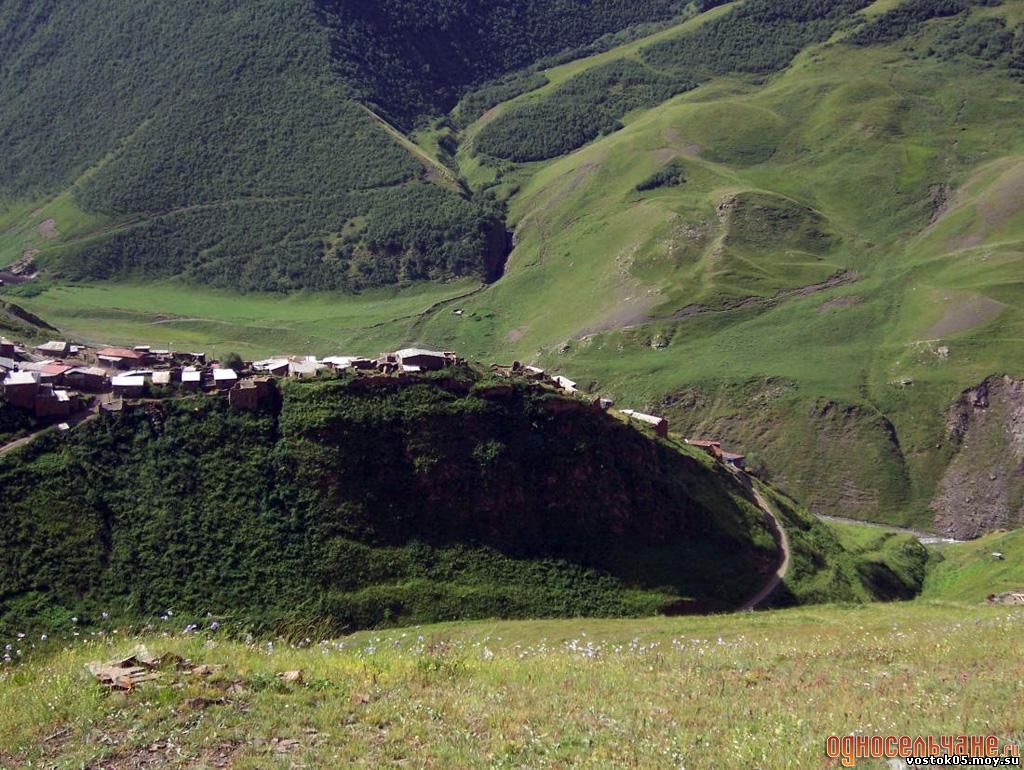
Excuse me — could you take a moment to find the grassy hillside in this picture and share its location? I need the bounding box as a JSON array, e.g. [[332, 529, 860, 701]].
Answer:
[[406, 0, 1024, 533], [2, 603, 1021, 768], [0, 370, 789, 637], [923, 529, 1024, 600]]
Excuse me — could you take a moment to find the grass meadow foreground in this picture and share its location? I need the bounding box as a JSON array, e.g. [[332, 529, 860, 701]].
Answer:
[[1, 602, 1021, 768]]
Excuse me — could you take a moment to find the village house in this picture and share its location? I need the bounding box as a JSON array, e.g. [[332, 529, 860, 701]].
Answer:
[[96, 347, 150, 369], [0, 356, 16, 376], [323, 356, 372, 370], [151, 371, 173, 386], [687, 439, 722, 458], [722, 451, 747, 470], [34, 386, 76, 419], [621, 409, 669, 438], [288, 359, 323, 379], [37, 362, 74, 385], [181, 368, 203, 391], [253, 358, 290, 377], [395, 348, 451, 372], [65, 366, 108, 392], [0, 337, 14, 358], [213, 368, 238, 390], [2, 370, 40, 409], [228, 377, 275, 411], [228, 379, 260, 410], [111, 374, 146, 399], [35, 340, 71, 357], [553, 375, 578, 395]]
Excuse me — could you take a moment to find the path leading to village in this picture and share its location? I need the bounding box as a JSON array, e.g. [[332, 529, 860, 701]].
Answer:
[[0, 411, 95, 457], [739, 483, 792, 611]]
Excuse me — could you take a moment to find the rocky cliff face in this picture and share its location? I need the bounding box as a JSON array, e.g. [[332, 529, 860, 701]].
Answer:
[[931, 376, 1024, 539]]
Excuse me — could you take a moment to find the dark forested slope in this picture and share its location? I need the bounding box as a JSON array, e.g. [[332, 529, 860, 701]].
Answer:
[[0, 0, 691, 291], [0, 372, 780, 634]]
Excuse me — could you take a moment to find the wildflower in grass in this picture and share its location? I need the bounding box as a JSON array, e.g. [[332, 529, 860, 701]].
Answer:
[[101, 612, 109, 619], [482, 647, 494, 660], [71, 616, 78, 623], [40, 634, 47, 641], [209, 621, 219, 631]]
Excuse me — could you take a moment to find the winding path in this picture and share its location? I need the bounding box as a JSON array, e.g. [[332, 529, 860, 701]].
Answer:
[[738, 482, 792, 611]]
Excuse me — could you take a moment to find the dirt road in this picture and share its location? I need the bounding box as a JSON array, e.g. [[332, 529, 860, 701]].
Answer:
[[738, 484, 792, 611]]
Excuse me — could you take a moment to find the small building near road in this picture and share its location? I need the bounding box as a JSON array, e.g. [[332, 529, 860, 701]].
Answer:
[[0, 337, 14, 358], [35, 340, 71, 357], [111, 374, 146, 398], [2, 370, 41, 409], [97, 347, 150, 369], [621, 409, 669, 438], [395, 348, 451, 372], [151, 371, 173, 386], [0, 356, 16, 375], [65, 367, 109, 392]]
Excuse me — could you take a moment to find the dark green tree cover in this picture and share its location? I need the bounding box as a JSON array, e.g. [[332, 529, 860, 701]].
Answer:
[[0, 374, 776, 636], [475, 0, 873, 163], [0, 400, 36, 445], [929, 15, 1024, 77], [636, 160, 688, 192], [0, 0, 707, 290], [476, 61, 695, 162], [316, 0, 692, 128], [58, 185, 506, 292], [453, 71, 551, 129], [643, 0, 872, 75], [845, 0, 999, 46]]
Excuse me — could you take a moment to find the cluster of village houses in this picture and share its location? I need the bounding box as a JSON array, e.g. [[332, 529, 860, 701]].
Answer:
[[0, 335, 745, 468]]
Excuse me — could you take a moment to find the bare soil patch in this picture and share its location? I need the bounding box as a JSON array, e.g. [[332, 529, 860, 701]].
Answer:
[[36, 218, 59, 240], [818, 295, 864, 313], [926, 294, 1005, 339]]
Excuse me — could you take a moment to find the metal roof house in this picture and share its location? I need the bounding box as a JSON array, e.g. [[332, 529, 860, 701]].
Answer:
[[395, 348, 451, 371], [213, 368, 239, 389], [111, 375, 146, 398], [35, 340, 71, 356], [621, 409, 669, 438]]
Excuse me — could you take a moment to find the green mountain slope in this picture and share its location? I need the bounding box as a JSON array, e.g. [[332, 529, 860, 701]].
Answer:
[[0, 0, 694, 291], [4, 0, 1024, 536], [405, 0, 1024, 534]]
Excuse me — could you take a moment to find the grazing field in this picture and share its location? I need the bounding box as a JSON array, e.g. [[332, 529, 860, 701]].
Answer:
[[8, 280, 480, 358], [1, 602, 1021, 768]]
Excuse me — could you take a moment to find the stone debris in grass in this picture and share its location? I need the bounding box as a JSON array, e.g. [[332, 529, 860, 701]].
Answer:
[[86, 644, 205, 689], [277, 669, 304, 684], [86, 661, 161, 690]]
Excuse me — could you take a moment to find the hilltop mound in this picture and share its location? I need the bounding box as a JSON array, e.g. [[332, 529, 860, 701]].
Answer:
[[0, 370, 788, 635]]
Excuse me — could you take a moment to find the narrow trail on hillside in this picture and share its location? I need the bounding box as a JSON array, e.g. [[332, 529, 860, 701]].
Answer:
[[0, 411, 95, 458], [738, 481, 791, 611], [815, 514, 963, 545]]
